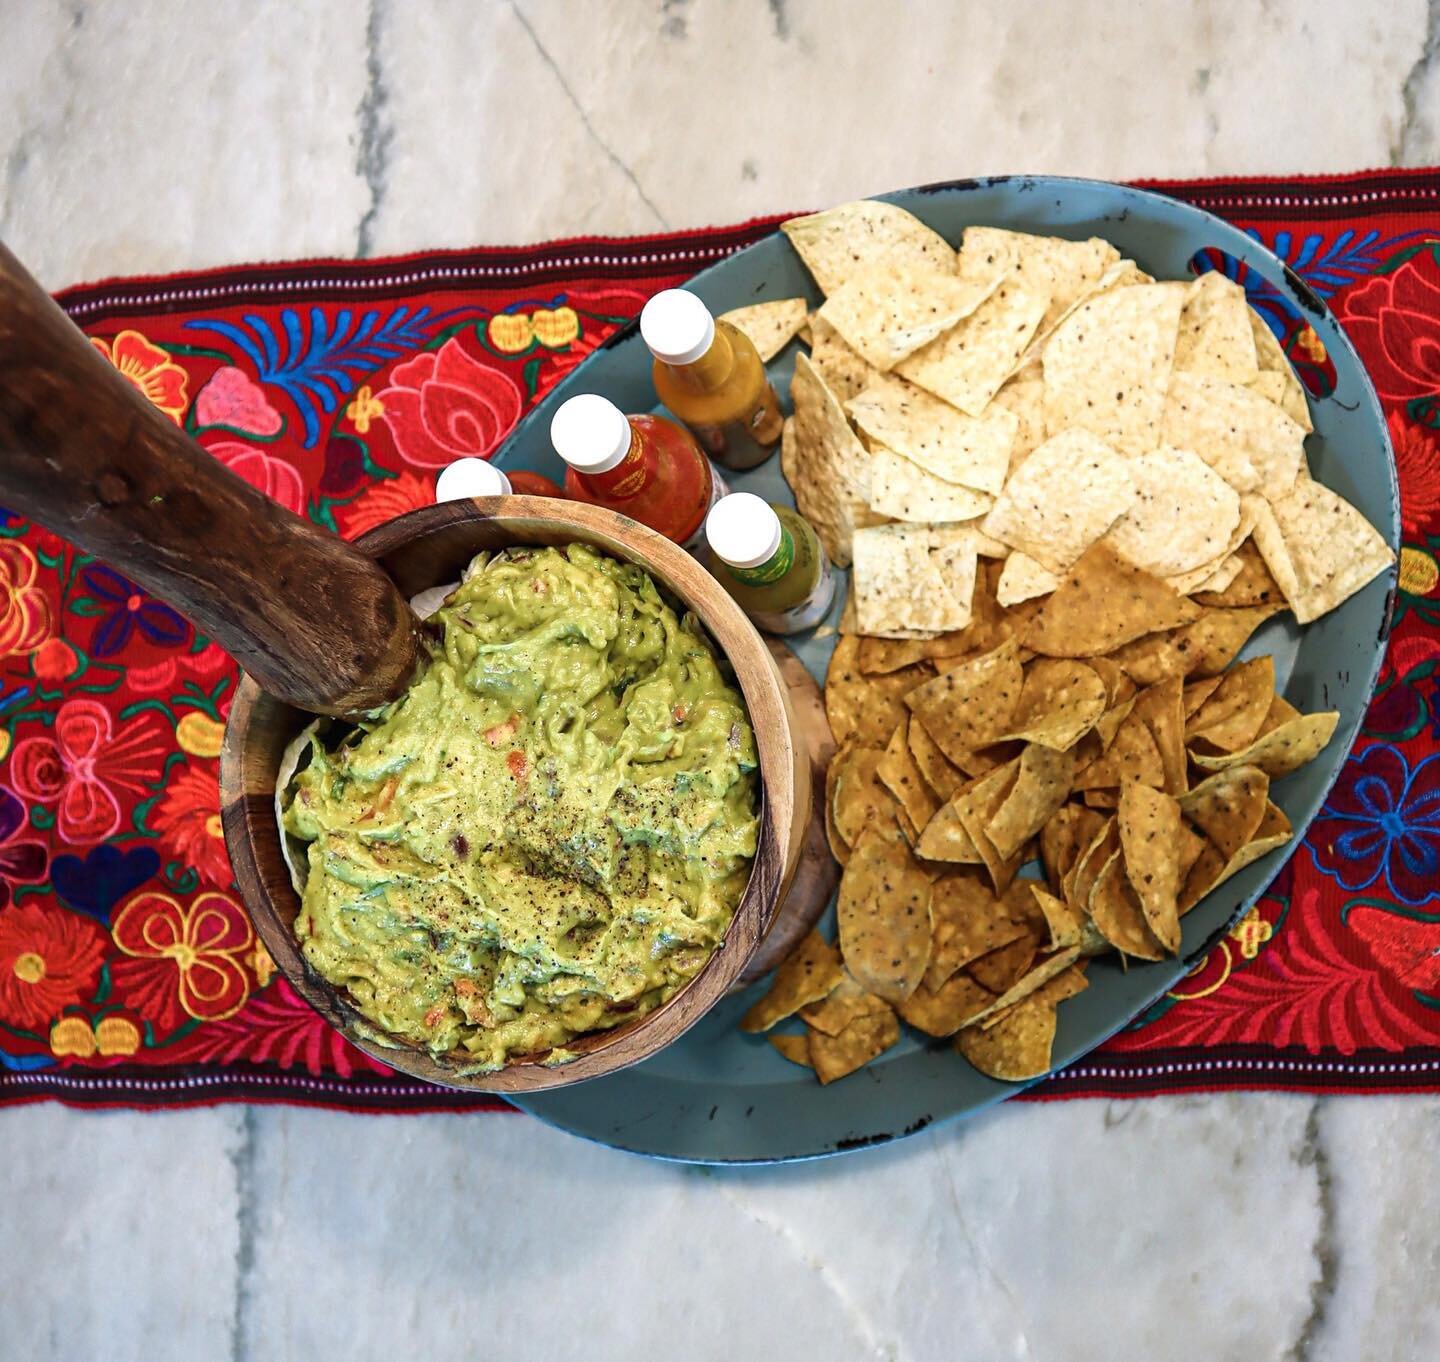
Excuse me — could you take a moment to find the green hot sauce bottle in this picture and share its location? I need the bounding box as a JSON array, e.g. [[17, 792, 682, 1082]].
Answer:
[[705, 492, 836, 635]]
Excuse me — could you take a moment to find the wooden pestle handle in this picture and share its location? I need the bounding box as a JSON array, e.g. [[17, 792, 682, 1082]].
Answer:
[[0, 241, 419, 717]]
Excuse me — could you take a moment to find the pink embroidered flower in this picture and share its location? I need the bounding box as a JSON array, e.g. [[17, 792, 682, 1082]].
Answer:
[[378, 338, 522, 468], [205, 440, 307, 516], [193, 366, 283, 436]]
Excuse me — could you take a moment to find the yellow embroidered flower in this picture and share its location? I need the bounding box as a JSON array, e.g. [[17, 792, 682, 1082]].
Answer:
[[95, 1015, 142, 1057], [346, 384, 385, 434], [50, 1015, 97, 1058], [90, 330, 189, 424], [488, 313, 535, 354], [0, 730, 9, 763], [532, 307, 580, 348], [176, 711, 225, 759], [1229, 907, 1274, 960], [1295, 326, 1328, 364], [0, 541, 51, 662], [248, 939, 276, 989], [1400, 546, 1438, 597]]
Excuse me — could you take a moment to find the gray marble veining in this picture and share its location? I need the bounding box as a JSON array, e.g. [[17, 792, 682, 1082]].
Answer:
[[1, 3, 1439, 1359]]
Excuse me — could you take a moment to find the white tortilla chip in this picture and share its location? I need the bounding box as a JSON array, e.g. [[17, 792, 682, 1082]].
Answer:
[[895, 279, 1050, 417], [982, 428, 1137, 573], [1042, 282, 1186, 457], [996, 551, 1060, 606], [852, 524, 978, 634], [1250, 477, 1394, 624], [781, 200, 954, 296], [783, 357, 882, 569], [808, 313, 879, 404], [1249, 310, 1313, 432], [1176, 548, 1246, 597], [275, 718, 322, 896], [1162, 371, 1307, 500], [992, 376, 1047, 477], [819, 264, 1003, 371], [1103, 444, 1242, 577], [867, 445, 995, 522], [847, 375, 1016, 494], [958, 227, 1120, 334], [719, 297, 808, 362], [1174, 272, 1260, 385]]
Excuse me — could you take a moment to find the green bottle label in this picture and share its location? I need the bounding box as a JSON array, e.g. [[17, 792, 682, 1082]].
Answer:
[[730, 525, 795, 587]]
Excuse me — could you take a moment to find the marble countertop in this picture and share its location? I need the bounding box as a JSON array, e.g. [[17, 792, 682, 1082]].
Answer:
[[2, 2, 1439, 1359]]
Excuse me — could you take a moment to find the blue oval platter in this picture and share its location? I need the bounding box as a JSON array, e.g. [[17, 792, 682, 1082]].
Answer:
[[488, 176, 1399, 1164]]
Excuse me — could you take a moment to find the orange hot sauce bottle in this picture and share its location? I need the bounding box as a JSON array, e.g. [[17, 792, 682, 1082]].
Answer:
[[549, 393, 727, 552], [641, 289, 784, 471]]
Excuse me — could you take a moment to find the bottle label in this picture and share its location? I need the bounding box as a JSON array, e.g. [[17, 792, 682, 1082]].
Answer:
[[746, 568, 837, 636], [729, 526, 795, 587]]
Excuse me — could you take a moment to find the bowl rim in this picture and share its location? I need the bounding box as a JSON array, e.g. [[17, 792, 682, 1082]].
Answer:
[[220, 495, 799, 1093]]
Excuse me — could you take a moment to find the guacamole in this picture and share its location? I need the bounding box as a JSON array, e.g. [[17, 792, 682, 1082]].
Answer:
[[281, 544, 759, 1070]]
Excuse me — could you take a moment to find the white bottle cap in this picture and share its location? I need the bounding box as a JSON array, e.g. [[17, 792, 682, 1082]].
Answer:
[[640, 289, 716, 366], [706, 492, 783, 570], [549, 394, 634, 474], [435, 457, 512, 501]]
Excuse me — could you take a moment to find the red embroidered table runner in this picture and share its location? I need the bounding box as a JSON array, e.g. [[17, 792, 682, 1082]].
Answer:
[[3, 169, 1439, 1114]]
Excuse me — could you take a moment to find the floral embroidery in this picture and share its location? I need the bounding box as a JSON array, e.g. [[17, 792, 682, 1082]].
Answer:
[[151, 760, 231, 887], [1310, 745, 1440, 906], [0, 787, 47, 908], [1335, 252, 1440, 403], [193, 365, 283, 436], [0, 904, 107, 1030], [336, 470, 434, 540], [7, 698, 167, 845], [94, 1014, 142, 1057], [0, 542, 50, 661], [32, 637, 79, 682], [1390, 410, 1440, 538], [91, 330, 188, 423], [205, 439, 307, 516], [175, 712, 225, 760], [345, 384, 385, 433], [110, 889, 254, 1026], [378, 337, 522, 468], [79, 564, 188, 659]]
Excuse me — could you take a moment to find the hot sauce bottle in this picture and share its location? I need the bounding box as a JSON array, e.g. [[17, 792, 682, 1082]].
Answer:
[[550, 393, 727, 552], [705, 492, 835, 635], [641, 289, 784, 472]]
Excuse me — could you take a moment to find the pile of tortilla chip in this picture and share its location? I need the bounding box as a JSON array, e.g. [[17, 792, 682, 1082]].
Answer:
[[737, 202, 1394, 1086]]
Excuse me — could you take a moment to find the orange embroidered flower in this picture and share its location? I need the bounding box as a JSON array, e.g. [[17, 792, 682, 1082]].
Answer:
[[0, 541, 50, 661], [151, 759, 232, 887], [110, 889, 254, 1026], [0, 903, 107, 1030], [91, 330, 189, 424], [336, 470, 434, 540], [345, 384, 385, 433], [32, 636, 78, 681]]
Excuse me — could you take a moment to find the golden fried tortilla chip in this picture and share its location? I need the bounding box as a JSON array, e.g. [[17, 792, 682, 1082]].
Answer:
[[1103, 444, 1243, 578], [967, 930, 1040, 994], [1250, 477, 1395, 625], [837, 823, 934, 1003], [1108, 630, 1187, 686], [831, 742, 894, 848], [983, 429, 1138, 573], [1182, 674, 1225, 717], [896, 279, 1050, 416], [1186, 655, 1276, 753], [951, 757, 1026, 895], [826, 636, 931, 747], [1173, 602, 1285, 678], [1257, 692, 1301, 737], [907, 639, 1024, 765], [1131, 675, 1188, 795], [1042, 282, 1186, 457], [908, 719, 968, 801], [1190, 710, 1339, 778], [1089, 851, 1168, 960], [1179, 799, 1294, 914], [923, 868, 1026, 989], [785, 355, 882, 568], [1023, 541, 1201, 658], [848, 374, 1016, 494], [821, 264, 1003, 371], [824, 742, 853, 864], [720, 297, 808, 362], [1066, 817, 1119, 918], [1193, 538, 1282, 609], [810, 1009, 901, 1084], [799, 973, 889, 1036], [966, 946, 1084, 1030], [808, 313, 879, 403], [955, 991, 1058, 1081], [916, 800, 984, 864], [1030, 884, 1083, 951], [898, 971, 997, 1036], [987, 743, 1076, 861], [1072, 708, 1165, 790], [877, 718, 942, 837], [740, 930, 846, 1032], [1179, 765, 1270, 862], [1118, 783, 1183, 953], [768, 1032, 814, 1068], [1174, 270, 1260, 385], [858, 635, 930, 675], [1040, 803, 1107, 896], [997, 658, 1107, 750], [782, 200, 955, 295]]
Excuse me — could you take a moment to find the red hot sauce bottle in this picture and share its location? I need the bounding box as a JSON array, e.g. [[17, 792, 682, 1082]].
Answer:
[[550, 393, 726, 552]]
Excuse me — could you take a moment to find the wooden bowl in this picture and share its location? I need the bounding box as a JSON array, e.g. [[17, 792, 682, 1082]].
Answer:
[[219, 496, 810, 1093]]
